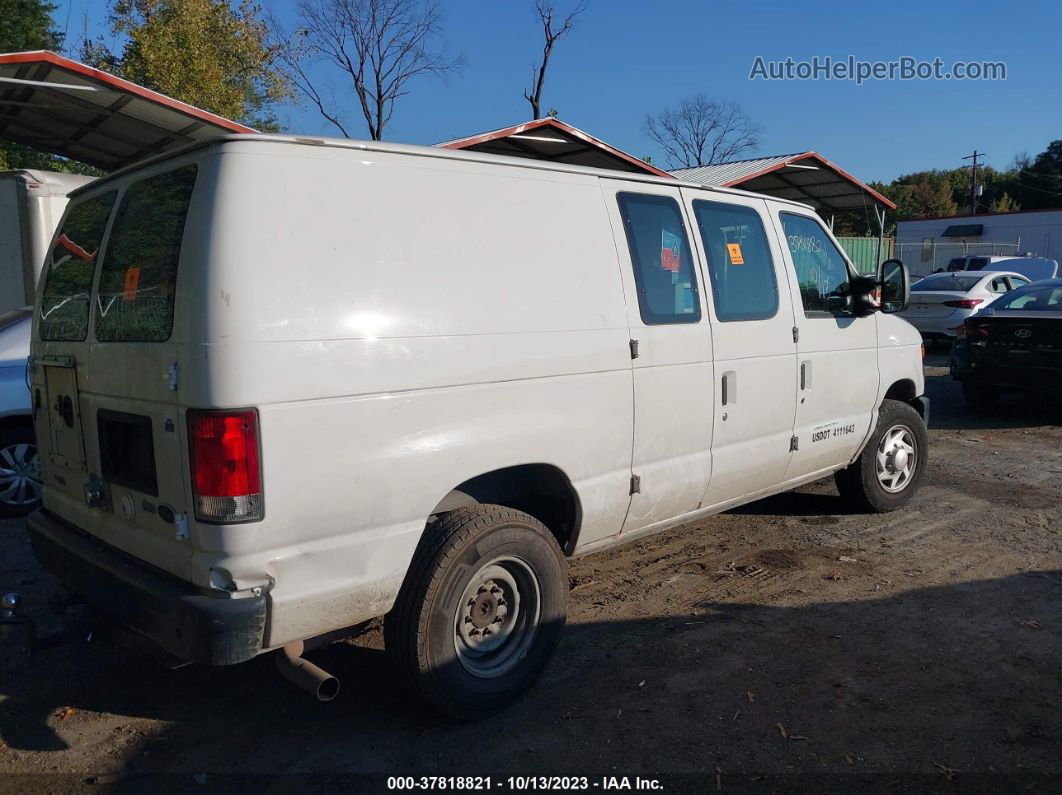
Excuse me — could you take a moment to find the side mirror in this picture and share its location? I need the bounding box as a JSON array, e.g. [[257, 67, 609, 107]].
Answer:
[[879, 258, 910, 313]]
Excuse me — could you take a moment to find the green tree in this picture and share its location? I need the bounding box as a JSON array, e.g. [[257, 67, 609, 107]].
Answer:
[[988, 192, 1019, 214], [1007, 140, 1062, 211], [0, 0, 100, 172], [0, 0, 62, 52], [83, 0, 290, 130]]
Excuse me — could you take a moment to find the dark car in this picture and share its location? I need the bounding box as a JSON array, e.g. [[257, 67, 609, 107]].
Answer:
[[950, 278, 1062, 410]]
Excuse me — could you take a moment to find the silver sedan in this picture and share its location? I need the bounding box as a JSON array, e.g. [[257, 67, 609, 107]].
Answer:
[[900, 271, 1030, 348]]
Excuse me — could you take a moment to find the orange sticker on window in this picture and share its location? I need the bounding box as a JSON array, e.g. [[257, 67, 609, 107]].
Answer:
[[726, 243, 745, 265], [122, 267, 141, 301]]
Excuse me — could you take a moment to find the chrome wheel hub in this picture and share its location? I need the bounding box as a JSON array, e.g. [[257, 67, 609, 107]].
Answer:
[[454, 557, 541, 679], [876, 425, 917, 493], [0, 442, 41, 508]]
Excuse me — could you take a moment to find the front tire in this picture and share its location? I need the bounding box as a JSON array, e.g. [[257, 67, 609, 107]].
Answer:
[[385, 505, 567, 720], [835, 399, 928, 513]]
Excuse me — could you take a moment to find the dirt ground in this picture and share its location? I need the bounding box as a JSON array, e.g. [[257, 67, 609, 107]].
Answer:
[[1, 355, 1059, 792]]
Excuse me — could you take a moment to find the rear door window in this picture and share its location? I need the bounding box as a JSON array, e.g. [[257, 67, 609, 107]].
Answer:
[[95, 165, 197, 342], [693, 200, 778, 321], [39, 192, 117, 341], [616, 193, 701, 324]]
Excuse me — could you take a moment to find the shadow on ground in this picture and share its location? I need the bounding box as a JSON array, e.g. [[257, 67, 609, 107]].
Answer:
[[2, 570, 1059, 791]]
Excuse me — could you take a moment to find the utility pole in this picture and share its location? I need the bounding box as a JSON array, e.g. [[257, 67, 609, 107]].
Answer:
[[962, 150, 986, 215]]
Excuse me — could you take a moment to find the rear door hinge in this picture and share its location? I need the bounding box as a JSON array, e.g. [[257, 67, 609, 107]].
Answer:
[[629, 339, 640, 359], [629, 474, 641, 495], [792, 326, 800, 344], [790, 435, 799, 451]]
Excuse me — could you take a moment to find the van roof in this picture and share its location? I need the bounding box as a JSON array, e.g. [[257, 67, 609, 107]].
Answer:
[[70, 133, 816, 210]]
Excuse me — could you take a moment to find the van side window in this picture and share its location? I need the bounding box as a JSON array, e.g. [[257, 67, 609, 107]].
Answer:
[[95, 165, 197, 342], [616, 193, 700, 324], [693, 200, 778, 321], [39, 191, 117, 341], [780, 213, 852, 316]]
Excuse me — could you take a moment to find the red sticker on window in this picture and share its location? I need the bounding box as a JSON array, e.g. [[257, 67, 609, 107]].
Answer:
[[122, 267, 140, 302], [661, 229, 682, 273]]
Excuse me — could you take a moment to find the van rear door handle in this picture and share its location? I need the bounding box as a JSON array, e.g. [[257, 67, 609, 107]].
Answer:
[[721, 370, 736, 406]]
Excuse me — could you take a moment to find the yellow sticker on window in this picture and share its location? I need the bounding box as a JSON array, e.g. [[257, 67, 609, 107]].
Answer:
[[726, 243, 745, 265]]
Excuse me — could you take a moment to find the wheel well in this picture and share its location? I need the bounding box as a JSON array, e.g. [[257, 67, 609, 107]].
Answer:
[[430, 464, 582, 556], [883, 379, 925, 420], [884, 379, 917, 404]]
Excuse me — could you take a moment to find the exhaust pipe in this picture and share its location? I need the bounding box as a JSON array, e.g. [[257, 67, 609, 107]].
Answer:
[[275, 640, 340, 702]]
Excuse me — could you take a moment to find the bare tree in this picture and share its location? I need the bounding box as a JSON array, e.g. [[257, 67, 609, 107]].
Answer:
[[644, 96, 760, 170], [276, 0, 463, 140], [523, 0, 589, 119]]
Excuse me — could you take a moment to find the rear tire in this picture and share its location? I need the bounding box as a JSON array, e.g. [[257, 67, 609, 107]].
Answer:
[[385, 505, 567, 720], [0, 426, 42, 518], [962, 382, 997, 412], [835, 400, 928, 513]]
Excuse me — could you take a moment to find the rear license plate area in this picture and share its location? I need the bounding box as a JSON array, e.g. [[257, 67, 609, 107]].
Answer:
[[98, 410, 159, 496]]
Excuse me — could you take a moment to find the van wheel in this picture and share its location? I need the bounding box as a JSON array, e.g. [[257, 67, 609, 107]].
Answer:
[[835, 399, 928, 513], [0, 426, 42, 518], [385, 505, 567, 720]]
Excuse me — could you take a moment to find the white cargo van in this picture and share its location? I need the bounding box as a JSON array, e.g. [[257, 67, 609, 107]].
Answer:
[[26, 135, 928, 717]]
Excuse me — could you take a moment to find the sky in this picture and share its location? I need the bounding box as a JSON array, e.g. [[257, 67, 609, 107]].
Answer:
[[50, 0, 1062, 183]]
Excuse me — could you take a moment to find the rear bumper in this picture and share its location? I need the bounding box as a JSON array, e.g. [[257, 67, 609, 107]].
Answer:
[[950, 343, 1062, 393], [904, 314, 966, 338], [27, 509, 266, 665]]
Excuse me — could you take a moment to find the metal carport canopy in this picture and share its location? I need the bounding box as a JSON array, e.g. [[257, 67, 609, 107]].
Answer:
[[670, 152, 895, 215], [0, 51, 255, 171]]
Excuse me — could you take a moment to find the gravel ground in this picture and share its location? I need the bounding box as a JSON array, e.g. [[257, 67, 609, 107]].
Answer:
[[1, 355, 1059, 792]]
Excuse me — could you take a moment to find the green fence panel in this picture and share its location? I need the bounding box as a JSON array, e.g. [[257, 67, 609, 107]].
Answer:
[[837, 236, 894, 274]]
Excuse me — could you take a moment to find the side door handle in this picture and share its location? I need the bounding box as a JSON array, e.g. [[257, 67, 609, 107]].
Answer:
[[721, 370, 736, 406], [800, 361, 811, 391]]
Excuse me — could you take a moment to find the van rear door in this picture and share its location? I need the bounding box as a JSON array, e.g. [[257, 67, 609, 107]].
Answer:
[[32, 165, 199, 582], [601, 180, 713, 531]]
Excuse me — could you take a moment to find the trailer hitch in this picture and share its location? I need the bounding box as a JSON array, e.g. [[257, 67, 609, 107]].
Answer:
[[1, 591, 91, 656], [0, 593, 36, 654]]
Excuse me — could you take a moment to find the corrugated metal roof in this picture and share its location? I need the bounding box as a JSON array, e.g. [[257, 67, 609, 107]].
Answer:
[[670, 151, 895, 213], [439, 118, 672, 178], [670, 153, 809, 187], [0, 50, 254, 171]]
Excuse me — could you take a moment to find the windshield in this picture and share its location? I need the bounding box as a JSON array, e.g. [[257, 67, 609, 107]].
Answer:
[[912, 275, 980, 292], [989, 285, 1062, 311]]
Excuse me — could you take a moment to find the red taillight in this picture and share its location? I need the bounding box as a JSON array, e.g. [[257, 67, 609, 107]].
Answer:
[[942, 299, 984, 309], [188, 409, 262, 523]]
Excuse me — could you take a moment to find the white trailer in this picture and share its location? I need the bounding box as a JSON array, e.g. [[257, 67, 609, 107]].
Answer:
[[0, 169, 96, 314]]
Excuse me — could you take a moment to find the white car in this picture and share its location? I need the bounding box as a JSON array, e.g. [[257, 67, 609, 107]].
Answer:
[[0, 307, 39, 516], [901, 271, 1030, 347], [27, 135, 928, 717]]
